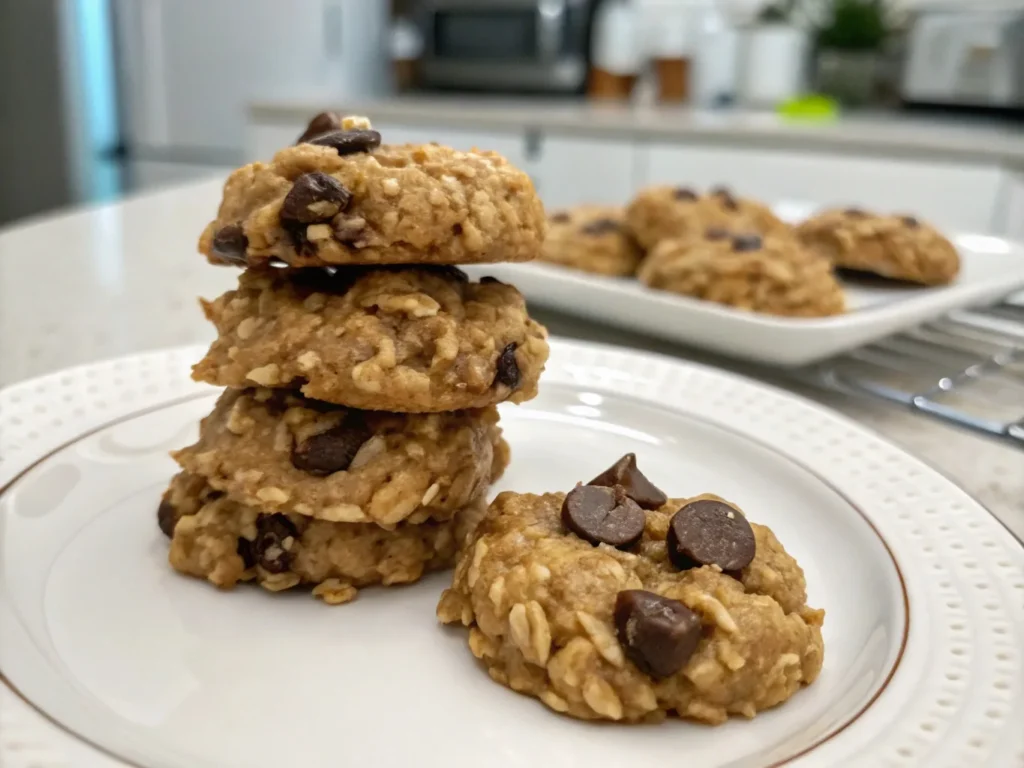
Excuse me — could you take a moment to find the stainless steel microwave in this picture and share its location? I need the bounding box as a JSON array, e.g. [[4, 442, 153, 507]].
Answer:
[[417, 0, 596, 93]]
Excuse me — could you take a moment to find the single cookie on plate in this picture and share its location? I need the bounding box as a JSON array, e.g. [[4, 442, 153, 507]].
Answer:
[[637, 230, 845, 318], [541, 206, 642, 277], [796, 208, 960, 286], [199, 114, 546, 269], [192, 266, 549, 412], [438, 454, 824, 724], [172, 388, 509, 529], [626, 185, 791, 252], [162, 471, 488, 604]]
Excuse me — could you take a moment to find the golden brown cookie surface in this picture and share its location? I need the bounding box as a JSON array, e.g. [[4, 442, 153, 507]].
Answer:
[[541, 206, 642, 277]]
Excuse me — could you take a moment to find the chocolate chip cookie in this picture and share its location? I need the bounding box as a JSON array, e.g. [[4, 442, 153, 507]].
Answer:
[[162, 471, 488, 604], [797, 208, 960, 286], [199, 115, 546, 268], [541, 206, 642, 277], [626, 186, 791, 252], [438, 455, 824, 724], [192, 266, 549, 412], [173, 388, 508, 528], [638, 231, 845, 318]]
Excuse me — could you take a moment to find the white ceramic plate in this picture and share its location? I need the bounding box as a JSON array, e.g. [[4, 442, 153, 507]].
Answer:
[[1, 341, 1022, 768], [467, 231, 1024, 367]]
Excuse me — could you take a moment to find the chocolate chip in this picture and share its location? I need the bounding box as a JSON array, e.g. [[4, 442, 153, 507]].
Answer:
[[843, 208, 867, 217], [237, 537, 256, 569], [712, 187, 739, 211], [710, 185, 732, 197], [211, 225, 248, 264], [254, 513, 298, 573], [614, 590, 702, 678], [732, 234, 762, 252], [480, 276, 504, 285], [561, 484, 646, 549], [281, 171, 352, 224], [493, 343, 520, 390], [157, 499, 179, 538], [673, 187, 697, 201], [291, 414, 372, 476], [901, 215, 920, 228], [309, 129, 382, 156], [581, 218, 620, 236], [705, 227, 731, 240], [667, 499, 756, 572], [550, 211, 571, 223], [588, 453, 667, 510], [296, 111, 342, 144]]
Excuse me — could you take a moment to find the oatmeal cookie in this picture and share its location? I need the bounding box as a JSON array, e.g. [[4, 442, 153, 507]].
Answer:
[[541, 206, 642, 277], [173, 388, 508, 528], [797, 208, 960, 285], [162, 471, 488, 604], [438, 455, 824, 724], [192, 266, 549, 412], [638, 231, 845, 317], [199, 114, 545, 268], [626, 185, 791, 252]]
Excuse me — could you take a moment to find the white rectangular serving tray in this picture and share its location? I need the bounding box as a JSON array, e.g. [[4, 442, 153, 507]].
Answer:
[[468, 222, 1024, 367]]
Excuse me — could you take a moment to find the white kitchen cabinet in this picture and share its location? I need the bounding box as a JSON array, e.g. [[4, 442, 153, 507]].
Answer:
[[533, 135, 638, 210], [637, 143, 1004, 233], [996, 172, 1024, 241]]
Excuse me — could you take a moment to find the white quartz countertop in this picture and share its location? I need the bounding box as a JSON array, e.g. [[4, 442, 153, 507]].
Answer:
[[1, 179, 1021, 542], [250, 96, 1024, 166]]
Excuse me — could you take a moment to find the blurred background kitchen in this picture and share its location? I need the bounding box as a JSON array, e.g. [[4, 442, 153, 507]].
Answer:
[[0, 0, 1022, 233]]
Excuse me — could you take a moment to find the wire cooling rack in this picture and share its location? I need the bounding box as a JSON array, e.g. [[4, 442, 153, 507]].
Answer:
[[801, 298, 1024, 448]]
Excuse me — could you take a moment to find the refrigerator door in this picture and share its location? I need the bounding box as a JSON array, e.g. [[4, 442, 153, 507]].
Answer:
[[114, 0, 390, 157]]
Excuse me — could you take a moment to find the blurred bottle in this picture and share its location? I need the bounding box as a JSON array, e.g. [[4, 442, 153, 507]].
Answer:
[[646, 0, 698, 103], [691, 0, 741, 107], [390, 17, 423, 93], [589, 0, 643, 101]]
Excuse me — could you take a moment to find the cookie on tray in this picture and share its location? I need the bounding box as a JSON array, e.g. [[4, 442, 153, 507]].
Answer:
[[637, 230, 845, 318], [541, 206, 642, 277], [438, 454, 825, 724], [626, 185, 791, 252], [199, 114, 546, 269], [173, 388, 508, 529], [797, 208, 960, 286], [162, 471, 488, 604], [192, 266, 549, 412]]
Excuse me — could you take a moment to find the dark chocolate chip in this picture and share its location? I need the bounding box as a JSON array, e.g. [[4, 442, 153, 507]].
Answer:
[[157, 499, 179, 538], [291, 414, 372, 476], [561, 484, 646, 549], [710, 185, 732, 197], [281, 171, 352, 224], [667, 498, 756, 572], [581, 218, 620, 236], [588, 453, 667, 510], [705, 226, 731, 240], [254, 513, 298, 573], [900, 215, 920, 228], [673, 187, 697, 201], [843, 207, 868, 217], [211, 224, 249, 264], [237, 537, 257, 569], [480, 276, 504, 285], [295, 111, 342, 144], [493, 343, 520, 390], [732, 234, 762, 252], [614, 590, 702, 678], [550, 211, 571, 223], [309, 129, 382, 156]]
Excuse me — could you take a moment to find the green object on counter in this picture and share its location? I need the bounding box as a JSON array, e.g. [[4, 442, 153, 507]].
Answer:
[[777, 96, 839, 121]]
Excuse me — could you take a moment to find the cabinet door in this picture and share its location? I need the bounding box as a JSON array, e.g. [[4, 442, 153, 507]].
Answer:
[[637, 144, 1003, 233], [533, 135, 638, 210]]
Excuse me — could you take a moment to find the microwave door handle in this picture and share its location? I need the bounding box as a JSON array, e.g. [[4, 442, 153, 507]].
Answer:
[[536, 0, 566, 60]]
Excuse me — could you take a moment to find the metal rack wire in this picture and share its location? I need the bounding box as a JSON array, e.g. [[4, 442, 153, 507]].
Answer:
[[801, 298, 1024, 447]]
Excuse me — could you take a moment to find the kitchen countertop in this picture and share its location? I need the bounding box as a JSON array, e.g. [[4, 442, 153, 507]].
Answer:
[[250, 95, 1024, 166], [0, 177, 1022, 766]]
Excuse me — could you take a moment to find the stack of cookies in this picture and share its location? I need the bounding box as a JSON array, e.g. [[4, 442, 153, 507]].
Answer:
[[157, 113, 550, 605]]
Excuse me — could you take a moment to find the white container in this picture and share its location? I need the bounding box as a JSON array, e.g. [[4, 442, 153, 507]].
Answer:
[[737, 24, 809, 106], [591, 0, 643, 75], [692, 3, 741, 106]]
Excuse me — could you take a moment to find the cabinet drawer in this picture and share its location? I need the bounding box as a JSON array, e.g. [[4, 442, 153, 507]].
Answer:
[[534, 135, 638, 210]]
